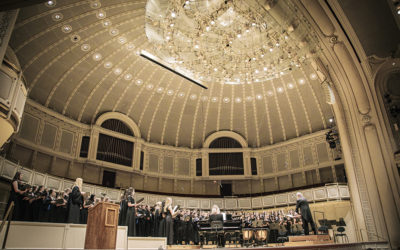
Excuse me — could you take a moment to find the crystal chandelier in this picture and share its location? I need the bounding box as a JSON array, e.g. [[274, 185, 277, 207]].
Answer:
[[145, 0, 317, 85]]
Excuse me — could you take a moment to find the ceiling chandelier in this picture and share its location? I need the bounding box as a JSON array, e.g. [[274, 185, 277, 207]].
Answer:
[[145, 0, 318, 85]]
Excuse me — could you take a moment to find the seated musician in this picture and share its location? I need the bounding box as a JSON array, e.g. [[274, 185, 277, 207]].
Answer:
[[209, 204, 225, 247]]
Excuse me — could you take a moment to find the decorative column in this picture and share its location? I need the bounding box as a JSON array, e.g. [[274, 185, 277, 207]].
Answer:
[[201, 149, 209, 177], [243, 151, 251, 177], [133, 138, 143, 170]]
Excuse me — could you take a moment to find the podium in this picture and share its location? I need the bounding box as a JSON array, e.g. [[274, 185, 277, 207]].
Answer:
[[84, 202, 119, 249]]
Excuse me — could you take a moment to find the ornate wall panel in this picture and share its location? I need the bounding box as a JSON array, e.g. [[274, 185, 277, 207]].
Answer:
[[238, 198, 251, 209], [252, 197, 263, 208], [59, 130, 74, 154], [313, 188, 327, 201], [163, 156, 173, 174], [148, 154, 159, 173], [40, 122, 57, 149], [225, 199, 238, 209], [18, 113, 38, 142]]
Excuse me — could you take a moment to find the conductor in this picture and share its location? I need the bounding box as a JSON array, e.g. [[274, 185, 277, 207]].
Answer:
[[295, 192, 317, 235]]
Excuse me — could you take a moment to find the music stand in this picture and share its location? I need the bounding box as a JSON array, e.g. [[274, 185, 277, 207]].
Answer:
[[211, 221, 224, 247]]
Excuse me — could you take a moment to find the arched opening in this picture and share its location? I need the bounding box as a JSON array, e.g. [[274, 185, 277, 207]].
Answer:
[[208, 136, 244, 175], [96, 118, 135, 167], [100, 119, 134, 136]]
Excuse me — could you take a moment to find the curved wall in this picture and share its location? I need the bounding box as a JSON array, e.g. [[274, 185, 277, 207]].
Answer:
[[5, 99, 345, 196]]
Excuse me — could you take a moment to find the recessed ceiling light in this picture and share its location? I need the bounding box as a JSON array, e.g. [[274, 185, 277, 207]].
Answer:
[[113, 68, 122, 75], [171, 12, 176, 18], [136, 79, 143, 86], [104, 62, 113, 68], [223, 97, 230, 103], [90, 1, 101, 9], [81, 44, 90, 51], [211, 97, 218, 102], [178, 92, 185, 98], [102, 20, 111, 27], [246, 96, 253, 102], [52, 13, 63, 21], [156, 87, 164, 93], [126, 43, 135, 50], [267, 90, 273, 96], [96, 10, 106, 19], [201, 96, 208, 101], [146, 84, 154, 90], [45, 0, 56, 7], [287, 83, 294, 89], [277, 87, 284, 93], [256, 94, 262, 100], [70, 34, 80, 43], [190, 94, 197, 100], [109, 28, 119, 36], [92, 53, 102, 61], [167, 90, 174, 95], [124, 74, 132, 80], [118, 37, 127, 44], [235, 97, 242, 103], [62, 25, 72, 33], [298, 78, 305, 85]]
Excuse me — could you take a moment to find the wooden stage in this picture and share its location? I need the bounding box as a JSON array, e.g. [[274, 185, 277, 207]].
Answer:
[[167, 235, 389, 250]]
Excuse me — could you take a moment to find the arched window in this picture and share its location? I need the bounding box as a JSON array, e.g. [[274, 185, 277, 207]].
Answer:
[[209, 137, 244, 175], [101, 119, 134, 136], [209, 137, 242, 148], [97, 118, 134, 167]]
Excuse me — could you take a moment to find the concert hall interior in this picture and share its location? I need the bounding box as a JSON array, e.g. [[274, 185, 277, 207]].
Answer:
[[0, 0, 399, 249]]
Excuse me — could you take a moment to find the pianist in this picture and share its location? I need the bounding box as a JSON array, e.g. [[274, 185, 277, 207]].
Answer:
[[209, 205, 225, 247]]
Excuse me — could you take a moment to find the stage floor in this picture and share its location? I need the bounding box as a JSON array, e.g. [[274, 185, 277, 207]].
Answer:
[[167, 242, 389, 250]]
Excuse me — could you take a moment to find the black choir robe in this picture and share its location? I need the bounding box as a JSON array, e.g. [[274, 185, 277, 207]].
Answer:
[[67, 186, 82, 224]]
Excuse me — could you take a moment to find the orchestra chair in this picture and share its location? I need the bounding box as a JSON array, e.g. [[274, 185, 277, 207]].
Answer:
[[334, 226, 349, 243]]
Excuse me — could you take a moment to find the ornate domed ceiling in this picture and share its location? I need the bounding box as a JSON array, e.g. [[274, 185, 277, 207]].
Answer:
[[9, 0, 333, 148]]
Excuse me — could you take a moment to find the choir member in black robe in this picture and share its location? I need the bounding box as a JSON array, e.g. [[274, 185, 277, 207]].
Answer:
[[126, 187, 138, 236], [55, 191, 67, 223], [136, 205, 145, 236], [159, 208, 166, 237], [118, 190, 128, 226], [67, 178, 83, 224], [47, 190, 57, 222], [5, 172, 26, 221], [295, 192, 317, 235], [23, 186, 37, 221], [164, 197, 178, 245], [145, 205, 152, 236], [32, 186, 45, 221], [184, 214, 195, 244], [81, 194, 95, 224], [153, 202, 162, 237], [38, 189, 49, 222]]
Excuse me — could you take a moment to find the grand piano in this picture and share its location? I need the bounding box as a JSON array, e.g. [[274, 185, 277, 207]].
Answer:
[[197, 219, 242, 246]]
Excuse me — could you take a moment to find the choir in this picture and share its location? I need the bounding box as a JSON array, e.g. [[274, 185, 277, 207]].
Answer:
[[5, 174, 311, 246]]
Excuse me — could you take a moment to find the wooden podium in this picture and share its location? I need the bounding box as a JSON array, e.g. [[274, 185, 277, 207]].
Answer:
[[84, 202, 119, 249]]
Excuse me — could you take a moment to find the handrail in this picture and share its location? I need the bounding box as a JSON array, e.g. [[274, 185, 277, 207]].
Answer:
[[0, 201, 14, 249], [359, 228, 387, 242]]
